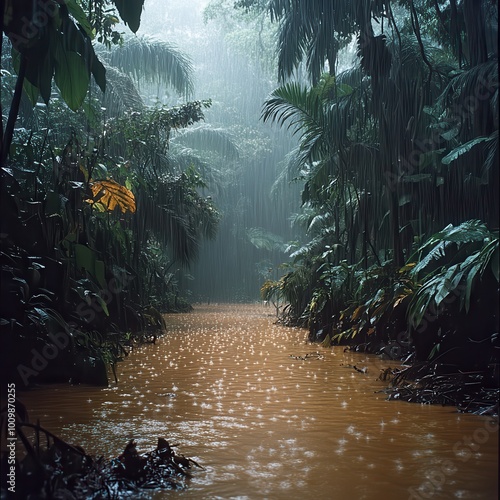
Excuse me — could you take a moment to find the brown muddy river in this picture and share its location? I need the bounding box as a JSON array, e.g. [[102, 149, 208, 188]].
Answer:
[[21, 304, 498, 499]]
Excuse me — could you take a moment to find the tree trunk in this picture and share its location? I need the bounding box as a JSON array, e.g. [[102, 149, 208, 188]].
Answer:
[[0, 54, 27, 166], [462, 0, 488, 66]]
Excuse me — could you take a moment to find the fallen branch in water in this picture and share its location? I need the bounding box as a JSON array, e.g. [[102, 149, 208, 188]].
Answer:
[[341, 363, 368, 374], [289, 351, 324, 361]]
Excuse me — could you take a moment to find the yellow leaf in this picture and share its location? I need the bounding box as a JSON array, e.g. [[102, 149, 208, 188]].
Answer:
[[90, 179, 136, 213], [399, 262, 416, 273], [392, 295, 405, 308], [351, 305, 365, 321]]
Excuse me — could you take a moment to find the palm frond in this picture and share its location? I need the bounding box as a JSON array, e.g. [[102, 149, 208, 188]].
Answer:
[[289, 228, 335, 261], [247, 227, 286, 252], [101, 64, 144, 116], [98, 35, 194, 97], [139, 174, 219, 266], [262, 82, 334, 167], [173, 125, 240, 161], [441, 131, 497, 165], [438, 59, 498, 138], [269, 0, 359, 83]]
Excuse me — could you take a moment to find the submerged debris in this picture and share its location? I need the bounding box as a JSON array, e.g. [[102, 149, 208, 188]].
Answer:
[[0, 404, 202, 499], [342, 364, 368, 374], [289, 351, 324, 361], [111, 437, 202, 489]]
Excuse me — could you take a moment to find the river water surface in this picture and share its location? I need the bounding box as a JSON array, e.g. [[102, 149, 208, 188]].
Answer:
[[21, 304, 498, 499]]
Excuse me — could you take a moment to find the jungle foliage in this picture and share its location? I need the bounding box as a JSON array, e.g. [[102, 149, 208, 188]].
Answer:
[[257, 0, 499, 376], [1, 1, 220, 386]]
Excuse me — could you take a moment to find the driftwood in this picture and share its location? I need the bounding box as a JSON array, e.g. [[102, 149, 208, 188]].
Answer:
[[289, 351, 324, 361]]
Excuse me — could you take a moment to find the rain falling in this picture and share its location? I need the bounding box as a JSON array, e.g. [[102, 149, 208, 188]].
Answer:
[[1, 1, 498, 498]]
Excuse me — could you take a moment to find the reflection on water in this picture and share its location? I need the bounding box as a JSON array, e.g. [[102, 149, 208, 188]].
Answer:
[[22, 304, 498, 499]]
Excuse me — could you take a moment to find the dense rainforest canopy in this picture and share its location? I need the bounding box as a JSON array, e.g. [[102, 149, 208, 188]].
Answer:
[[1, 0, 220, 385], [1, 0, 498, 394], [255, 0, 499, 382]]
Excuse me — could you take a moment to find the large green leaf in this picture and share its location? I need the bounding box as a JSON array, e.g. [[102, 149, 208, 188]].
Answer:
[[91, 56, 107, 93], [409, 229, 499, 325], [22, 78, 39, 106], [66, 0, 94, 39], [54, 47, 90, 110], [434, 265, 457, 307], [12, 47, 51, 104], [432, 220, 489, 244], [442, 136, 495, 165], [411, 220, 490, 276], [74, 244, 107, 289], [37, 46, 56, 103], [113, 0, 145, 33], [490, 246, 500, 282]]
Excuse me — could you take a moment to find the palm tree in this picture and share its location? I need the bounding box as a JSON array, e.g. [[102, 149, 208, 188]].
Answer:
[[268, 0, 362, 84], [265, 0, 498, 264], [95, 34, 195, 116], [263, 35, 443, 266]]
